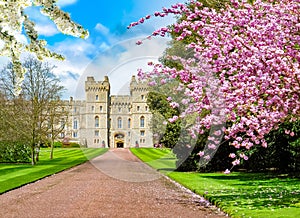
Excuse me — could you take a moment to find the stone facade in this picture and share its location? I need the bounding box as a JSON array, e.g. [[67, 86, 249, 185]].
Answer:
[[63, 76, 153, 148]]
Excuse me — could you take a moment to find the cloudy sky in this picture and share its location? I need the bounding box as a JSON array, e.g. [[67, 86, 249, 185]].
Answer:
[[9, 0, 181, 99]]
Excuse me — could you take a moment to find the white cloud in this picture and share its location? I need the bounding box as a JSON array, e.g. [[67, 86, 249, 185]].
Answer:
[[25, 7, 49, 23], [99, 42, 110, 51], [0, 57, 10, 69], [25, 7, 59, 37], [0, 40, 4, 51], [43, 1, 178, 99], [95, 23, 110, 35], [52, 38, 96, 57], [75, 37, 171, 99], [56, 0, 77, 7], [35, 24, 59, 37], [45, 38, 97, 98]]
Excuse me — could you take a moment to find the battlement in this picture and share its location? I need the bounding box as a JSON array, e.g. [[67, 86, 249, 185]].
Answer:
[[111, 95, 131, 107], [85, 76, 110, 92], [130, 75, 149, 93]]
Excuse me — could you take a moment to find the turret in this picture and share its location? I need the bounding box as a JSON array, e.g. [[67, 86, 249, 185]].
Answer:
[[85, 76, 110, 103]]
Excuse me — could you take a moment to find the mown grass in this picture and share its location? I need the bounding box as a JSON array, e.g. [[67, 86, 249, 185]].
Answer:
[[130, 148, 176, 173], [131, 148, 300, 218], [0, 148, 108, 194]]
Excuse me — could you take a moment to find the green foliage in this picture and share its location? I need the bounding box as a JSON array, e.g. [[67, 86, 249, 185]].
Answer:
[[147, 91, 181, 148], [0, 148, 108, 194], [243, 120, 300, 173], [173, 132, 205, 172], [69, 142, 81, 148], [173, 120, 300, 173], [147, 91, 178, 119], [159, 123, 181, 148], [174, 133, 236, 172], [62, 142, 81, 148], [53, 141, 63, 148], [0, 141, 31, 163]]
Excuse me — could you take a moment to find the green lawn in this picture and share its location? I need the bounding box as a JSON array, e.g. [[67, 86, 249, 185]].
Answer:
[[131, 148, 300, 218], [130, 148, 177, 173], [0, 148, 108, 194]]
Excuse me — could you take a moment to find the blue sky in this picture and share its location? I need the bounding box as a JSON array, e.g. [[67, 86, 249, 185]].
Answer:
[[20, 0, 181, 98]]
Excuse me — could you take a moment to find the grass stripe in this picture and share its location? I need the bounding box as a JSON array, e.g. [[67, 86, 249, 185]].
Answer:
[[0, 148, 108, 194]]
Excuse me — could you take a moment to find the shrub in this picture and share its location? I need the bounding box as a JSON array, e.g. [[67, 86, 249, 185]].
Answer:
[[53, 141, 62, 148], [0, 141, 31, 163], [69, 142, 80, 148]]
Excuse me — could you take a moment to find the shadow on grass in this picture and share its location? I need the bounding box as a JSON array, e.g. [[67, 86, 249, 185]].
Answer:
[[198, 173, 300, 215]]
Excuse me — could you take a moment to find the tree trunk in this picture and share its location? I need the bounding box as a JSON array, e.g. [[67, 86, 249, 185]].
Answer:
[[35, 143, 40, 162], [50, 140, 54, 160], [31, 146, 36, 165]]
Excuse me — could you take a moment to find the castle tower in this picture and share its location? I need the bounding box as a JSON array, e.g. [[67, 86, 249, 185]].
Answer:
[[67, 76, 153, 148], [129, 75, 152, 147], [83, 76, 110, 148]]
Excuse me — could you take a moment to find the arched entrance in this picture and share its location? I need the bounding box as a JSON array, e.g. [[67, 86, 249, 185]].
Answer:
[[114, 133, 125, 148]]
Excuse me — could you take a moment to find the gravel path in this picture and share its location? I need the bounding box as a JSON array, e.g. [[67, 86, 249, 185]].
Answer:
[[0, 149, 227, 218]]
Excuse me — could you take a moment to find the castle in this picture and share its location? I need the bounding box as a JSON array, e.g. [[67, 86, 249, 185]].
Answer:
[[63, 76, 153, 148]]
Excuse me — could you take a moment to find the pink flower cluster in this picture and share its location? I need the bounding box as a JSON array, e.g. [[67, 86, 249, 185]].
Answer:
[[131, 0, 300, 171]]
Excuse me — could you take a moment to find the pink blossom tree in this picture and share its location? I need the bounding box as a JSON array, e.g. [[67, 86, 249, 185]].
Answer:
[[129, 0, 300, 172]]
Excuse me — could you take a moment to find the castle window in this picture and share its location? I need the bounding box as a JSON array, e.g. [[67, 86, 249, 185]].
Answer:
[[128, 118, 131, 128], [140, 130, 145, 136], [137, 106, 140, 111], [128, 132, 131, 136], [118, 107, 121, 112], [140, 116, 145, 128], [100, 106, 103, 112], [95, 116, 99, 127], [117, 117, 122, 129], [92, 106, 94, 111], [73, 119, 78, 129], [95, 130, 99, 137], [60, 118, 65, 129], [73, 132, 78, 138], [145, 106, 148, 111], [141, 95, 144, 100], [74, 107, 77, 112], [96, 95, 99, 100]]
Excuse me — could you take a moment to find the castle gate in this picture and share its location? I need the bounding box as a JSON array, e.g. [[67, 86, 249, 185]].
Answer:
[[114, 133, 125, 148]]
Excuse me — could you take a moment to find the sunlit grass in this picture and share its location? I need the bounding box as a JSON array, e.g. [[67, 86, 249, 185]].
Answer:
[[0, 148, 108, 194], [130, 148, 176, 173], [131, 148, 300, 218]]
